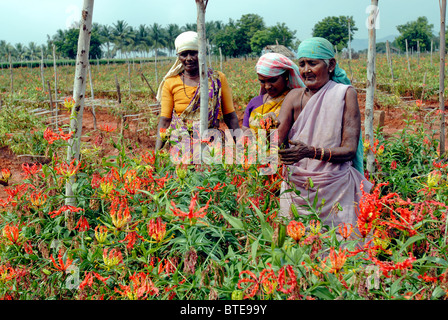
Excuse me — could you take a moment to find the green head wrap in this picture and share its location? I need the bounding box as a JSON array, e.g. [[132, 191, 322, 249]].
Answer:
[[297, 37, 351, 85], [297, 37, 364, 174]]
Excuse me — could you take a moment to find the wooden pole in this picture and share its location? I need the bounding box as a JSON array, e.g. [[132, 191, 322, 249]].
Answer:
[[88, 64, 97, 130], [219, 47, 223, 72], [47, 80, 54, 115], [53, 44, 58, 103], [40, 47, 45, 89], [386, 40, 394, 80], [196, 0, 209, 138], [431, 39, 434, 64], [9, 53, 13, 97], [65, 0, 94, 207], [366, 0, 378, 174], [405, 39, 411, 73], [439, 0, 446, 157]]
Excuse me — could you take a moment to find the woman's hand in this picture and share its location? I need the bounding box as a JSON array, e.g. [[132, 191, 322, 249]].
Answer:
[[278, 140, 312, 165], [262, 112, 280, 127]]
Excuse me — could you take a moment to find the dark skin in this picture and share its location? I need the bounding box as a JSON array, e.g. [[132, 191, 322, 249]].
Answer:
[[277, 57, 361, 165], [242, 72, 288, 132], [155, 50, 240, 151]]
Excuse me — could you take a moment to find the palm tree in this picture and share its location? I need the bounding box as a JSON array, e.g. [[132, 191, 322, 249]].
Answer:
[[135, 24, 153, 58], [99, 25, 113, 58], [27, 42, 39, 60], [149, 23, 167, 85], [14, 43, 26, 61], [165, 23, 181, 56], [111, 20, 134, 58]]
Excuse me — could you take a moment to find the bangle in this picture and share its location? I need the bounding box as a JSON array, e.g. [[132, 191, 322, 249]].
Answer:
[[312, 146, 317, 159], [327, 149, 332, 162], [319, 147, 325, 161]]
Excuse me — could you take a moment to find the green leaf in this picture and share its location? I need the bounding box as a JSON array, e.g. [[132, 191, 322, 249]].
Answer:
[[398, 234, 425, 254], [311, 287, 335, 300], [219, 209, 244, 230]]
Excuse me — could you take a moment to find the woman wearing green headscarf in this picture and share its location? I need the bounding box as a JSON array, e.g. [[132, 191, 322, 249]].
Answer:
[[276, 37, 372, 240]]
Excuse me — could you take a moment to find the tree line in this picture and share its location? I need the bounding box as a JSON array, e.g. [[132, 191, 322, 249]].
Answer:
[[1, 13, 442, 64], [0, 13, 301, 62]]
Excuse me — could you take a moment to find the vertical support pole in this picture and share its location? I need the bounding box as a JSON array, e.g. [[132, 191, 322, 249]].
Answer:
[[65, 0, 94, 207], [366, 0, 378, 175], [439, 0, 446, 156], [196, 0, 209, 139]]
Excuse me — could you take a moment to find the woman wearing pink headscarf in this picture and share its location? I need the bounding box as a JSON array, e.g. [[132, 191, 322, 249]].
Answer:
[[242, 53, 304, 133]]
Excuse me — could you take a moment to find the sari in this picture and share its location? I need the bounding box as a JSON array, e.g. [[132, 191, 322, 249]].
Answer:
[[279, 80, 373, 235], [247, 90, 289, 132], [164, 68, 223, 164]]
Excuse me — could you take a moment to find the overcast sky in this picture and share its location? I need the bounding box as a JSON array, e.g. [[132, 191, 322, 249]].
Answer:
[[0, 0, 443, 46]]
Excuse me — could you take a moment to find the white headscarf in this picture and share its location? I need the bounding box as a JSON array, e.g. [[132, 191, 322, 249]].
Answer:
[[156, 31, 199, 102]]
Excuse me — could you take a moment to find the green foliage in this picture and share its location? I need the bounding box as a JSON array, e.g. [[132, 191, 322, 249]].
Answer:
[[312, 16, 357, 51], [53, 28, 102, 60], [395, 17, 434, 52]]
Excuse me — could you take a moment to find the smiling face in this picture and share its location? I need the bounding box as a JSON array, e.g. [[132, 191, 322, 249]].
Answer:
[[257, 73, 288, 98], [298, 58, 335, 92], [178, 50, 199, 75]]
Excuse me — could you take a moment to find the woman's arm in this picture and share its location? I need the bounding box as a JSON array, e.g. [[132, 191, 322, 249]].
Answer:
[[155, 116, 172, 151], [278, 87, 361, 165]]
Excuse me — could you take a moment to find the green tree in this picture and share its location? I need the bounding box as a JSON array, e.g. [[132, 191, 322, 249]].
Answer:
[[312, 16, 357, 51], [53, 28, 102, 60], [395, 16, 434, 52], [236, 14, 266, 56]]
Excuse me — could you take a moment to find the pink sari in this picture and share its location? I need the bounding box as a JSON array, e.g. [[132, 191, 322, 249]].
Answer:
[[279, 80, 373, 231]]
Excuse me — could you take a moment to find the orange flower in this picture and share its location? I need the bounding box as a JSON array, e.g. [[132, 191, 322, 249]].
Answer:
[[2, 223, 21, 245], [50, 248, 73, 272], [159, 127, 167, 140], [94, 225, 108, 243], [102, 247, 123, 268], [110, 198, 132, 230], [21, 163, 42, 179], [75, 216, 90, 232], [48, 205, 84, 219], [29, 190, 47, 208], [147, 217, 166, 242], [287, 220, 305, 242], [329, 247, 348, 274], [54, 159, 83, 178], [99, 124, 116, 133], [170, 193, 212, 224], [278, 265, 297, 295], [338, 223, 353, 240], [1, 169, 11, 182], [114, 272, 159, 300]]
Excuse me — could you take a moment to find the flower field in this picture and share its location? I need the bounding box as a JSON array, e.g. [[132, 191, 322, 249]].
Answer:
[[0, 54, 448, 301]]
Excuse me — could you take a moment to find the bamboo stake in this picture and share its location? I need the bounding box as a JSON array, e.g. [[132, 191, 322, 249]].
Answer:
[[196, 0, 209, 139], [439, 0, 446, 156], [219, 47, 223, 72], [386, 40, 394, 80], [366, 0, 378, 174], [47, 80, 54, 115], [405, 39, 411, 73], [65, 0, 94, 207], [88, 64, 97, 130], [40, 48, 45, 89], [9, 53, 13, 97], [53, 44, 58, 103]]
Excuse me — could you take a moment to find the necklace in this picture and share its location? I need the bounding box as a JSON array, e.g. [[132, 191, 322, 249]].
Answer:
[[181, 72, 199, 99]]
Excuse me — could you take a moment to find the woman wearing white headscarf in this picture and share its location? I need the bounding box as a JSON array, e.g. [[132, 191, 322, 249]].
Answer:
[[155, 31, 239, 151]]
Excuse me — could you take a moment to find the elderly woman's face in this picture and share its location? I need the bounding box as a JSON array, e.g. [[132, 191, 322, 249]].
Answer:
[[179, 50, 199, 74], [257, 73, 288, 98], [298, 58, 333, 91]]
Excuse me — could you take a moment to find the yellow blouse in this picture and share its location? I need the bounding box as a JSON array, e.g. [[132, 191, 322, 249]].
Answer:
[[160, 71, 235, 118]]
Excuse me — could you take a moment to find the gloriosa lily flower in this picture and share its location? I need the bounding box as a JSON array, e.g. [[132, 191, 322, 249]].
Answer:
[[170, 193, 212, 224], [287, 220, 305, 242], [147, 217, 166, 242]]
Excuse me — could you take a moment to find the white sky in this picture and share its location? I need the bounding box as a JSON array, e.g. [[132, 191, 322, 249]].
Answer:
[[0, 0, 443, 46]]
